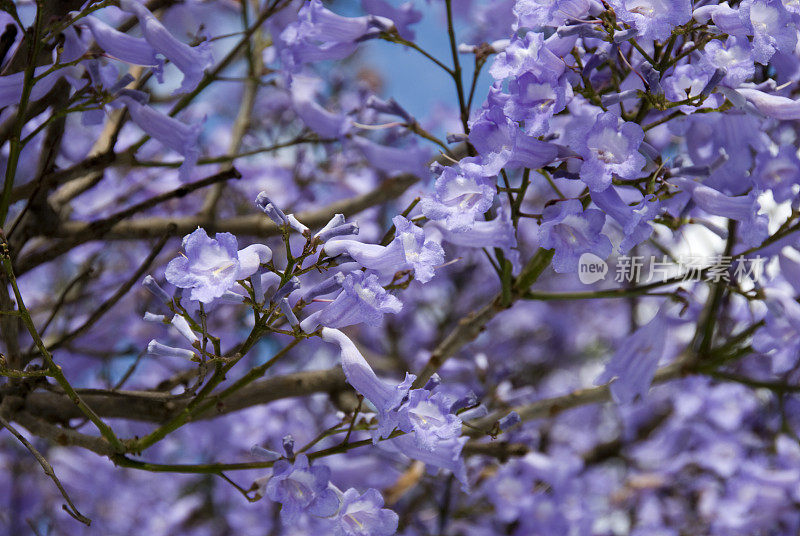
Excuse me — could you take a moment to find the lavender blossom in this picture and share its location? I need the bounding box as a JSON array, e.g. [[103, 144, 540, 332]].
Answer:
[[119, 0, 213, 93], [420, 157, 497, 231], [595, 309, 668, 403], [323, 216, 444, 283], [538, 200, 612, 273], [300, 271, 401, 331], [334, 488, 398, 536], [608, 0, 691, 40], [165, 228, 270, 303], [569, 111, 646, 192], [266, 455, 339, 522]]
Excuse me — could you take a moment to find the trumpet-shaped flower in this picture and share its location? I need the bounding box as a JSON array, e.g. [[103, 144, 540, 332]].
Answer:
[[334, 488, 399, 536], [608, 0, 691, 41], [119, 0, 213, 93], [165, 228, 271, 303], [300, 272, 402, 331], [569, 111, 646, 192], [538, 200, 612, 273], [324, 216, 444, 283], [266, 455, 339, 523]]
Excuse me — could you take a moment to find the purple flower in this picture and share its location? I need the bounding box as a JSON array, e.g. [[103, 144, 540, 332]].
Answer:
[[662, 64, 724, 113], [506, 71, 571, 137], [116, 95, 201, 180], [361, 0, 422, 40], [569, 111, 646, 191], [693, 2, 751, 35], [324, 216, 444, 283], [753, 290, 800, 374], [514, 0, 594, 28], [698, 36, 755, 88], [165, 228, 271, 303], [82, 16, 163, 77], [595, 309, 668, 403], [488, 32, 564, 82], [420, 158, 497, 231], [0, 67, 64, 109], [427, 210, 517, 253], [334, 488, 398, 536], [673, 178, 768, 246], [350, 137, 430, 178], [300, 271, 402, 331], [538, 200, 612, 273], [735, 87, 800, 120], [753, 146, 800, 202], [119, 0, 213, 93], [320, 328, 414, 428], [266, 455, 339, 522], [291, 76, 352, 138], [279, 0, 392, 71], [382, 434, 469, 489], [608, 0, 691, 41], [469, 98, 559, 170], [592, 186, 660, 253], [739, 0, 797, 64], [395, 389, 462, 451]]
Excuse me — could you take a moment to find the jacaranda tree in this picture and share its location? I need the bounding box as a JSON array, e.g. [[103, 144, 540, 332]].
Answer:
[[2, 0, 800, 534]]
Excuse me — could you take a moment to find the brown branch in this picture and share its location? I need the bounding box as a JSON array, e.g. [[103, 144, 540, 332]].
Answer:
[[20, 367, 347, 424], [41, 171, 421, 241], [16, 168, 240, 274]]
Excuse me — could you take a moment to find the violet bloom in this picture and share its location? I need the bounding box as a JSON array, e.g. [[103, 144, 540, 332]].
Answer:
[[266, 455, 339, 523], [334, 488, 398, 536], [165, 228, 272, 303], [673, 178, 768, 246], [320, 328, 414, 430], [592, 186, 660, 253], [538, 200, 612, 273], [735, 87, 800, 120], [753, 146, 800, 202], [116, 95, 201, 180], [395, 389, 462, 452], [82, 16, 163, 78], [279, 0, 393, 71], [753, 286, 800, 373], [489, 32, 564, 81], [662, 64, 724, 113], [300, 271, 402, 332], [570, 111, 646, 191], [469, 97, 559, 170], [739, 0, 797, 64], [119, 0, 213, 93], [692, 1, 750, 35], [382, 434, 469, 489], [506, 70, 571, 137], [427, 210, 517, 252], [0, 67, 64, 109], [420, 157, 497, 231], [350, 137, 430, 179], [361, 0, 422, 40], [607, 0, 691, 41], [595, 309, 668, 403], [291, 76, 352, 139], [323, 216, 444, 283], [699, 36, 755, 88], [514, 0, 594, 29]]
